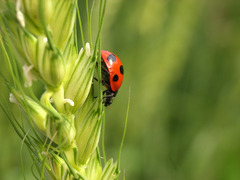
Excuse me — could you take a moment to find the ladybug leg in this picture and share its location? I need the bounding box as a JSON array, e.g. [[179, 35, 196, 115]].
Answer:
[[102, 90, 114, 98], [103, 90, 107, 95], [93, 90, 108, 99], [102, 93, 109, 99], [102, 95, 107, 104], [94, 78, 111, 90], [101, 66, 109, 74], [102, 94, 114, 98], [102, 80, 111, 90], [102, 91, 112, 104]]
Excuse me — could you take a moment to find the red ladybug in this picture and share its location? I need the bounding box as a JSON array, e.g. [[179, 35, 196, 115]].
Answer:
[[100, 50, 124, 106]]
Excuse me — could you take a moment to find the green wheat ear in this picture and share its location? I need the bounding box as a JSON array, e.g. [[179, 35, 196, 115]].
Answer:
[[0, 0, 129, 179]]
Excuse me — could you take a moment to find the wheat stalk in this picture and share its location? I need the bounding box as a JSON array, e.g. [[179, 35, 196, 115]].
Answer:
[[0, 0, 127, 179]]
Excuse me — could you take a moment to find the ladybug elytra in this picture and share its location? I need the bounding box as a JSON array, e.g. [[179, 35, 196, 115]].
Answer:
[[100, 50, 124, 106]]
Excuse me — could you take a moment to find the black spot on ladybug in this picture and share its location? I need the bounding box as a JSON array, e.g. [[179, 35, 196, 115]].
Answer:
[[120, 65, 124, 75], [113, 74, 119, 81], [107, 54, 116, 63]]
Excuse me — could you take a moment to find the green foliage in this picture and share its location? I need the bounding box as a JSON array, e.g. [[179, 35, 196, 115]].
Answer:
[[101, 0, 240, 180], [0, 0, 125, 179]]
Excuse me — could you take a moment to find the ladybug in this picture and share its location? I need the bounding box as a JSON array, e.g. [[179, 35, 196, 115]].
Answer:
[[100, 50, 124, 106]]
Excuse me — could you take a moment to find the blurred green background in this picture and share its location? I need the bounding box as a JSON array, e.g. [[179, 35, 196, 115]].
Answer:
[[1, 0, 240, 179]]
